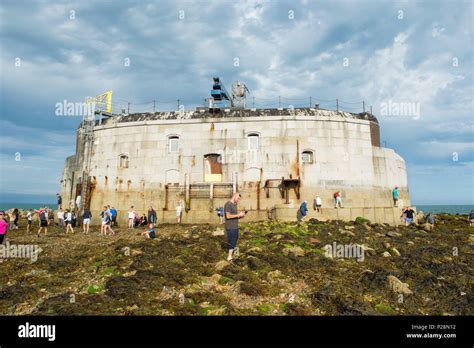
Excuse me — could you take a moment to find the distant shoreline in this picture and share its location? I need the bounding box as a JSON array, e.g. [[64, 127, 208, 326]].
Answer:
[[0, 202, 56, 211]]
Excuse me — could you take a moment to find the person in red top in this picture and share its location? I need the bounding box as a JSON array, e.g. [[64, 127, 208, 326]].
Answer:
[[0, 211, 9, 245]]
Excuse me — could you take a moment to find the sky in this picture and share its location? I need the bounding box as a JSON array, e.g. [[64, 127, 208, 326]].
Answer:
[[0, 0, 473, 205]]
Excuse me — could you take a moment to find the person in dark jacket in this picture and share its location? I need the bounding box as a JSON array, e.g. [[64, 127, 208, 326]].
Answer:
[[297, 201, 308, 222], [147, 206, 157, 225], [13, 208, 19, 229], [57, 193, 62, 209], [139, 214, 148, 226]]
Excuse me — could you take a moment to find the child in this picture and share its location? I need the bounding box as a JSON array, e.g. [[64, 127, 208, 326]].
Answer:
[[142, 223, 156, 240], [103, 210, 115, 236], [65, 209, 74, 234], [216, 207, 224, 224], [128, 206, 135, 229]]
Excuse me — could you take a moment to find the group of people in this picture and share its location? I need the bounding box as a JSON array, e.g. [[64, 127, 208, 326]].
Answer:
[[296, 191, 343, 222]]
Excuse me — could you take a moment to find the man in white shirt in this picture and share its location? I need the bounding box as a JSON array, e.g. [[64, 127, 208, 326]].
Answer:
[[313, 195, 323, 213], [57, 208, 65, 227], [76, 195, 82, 211], [176, 202, 183, 224], [128, 206, 135, 229]]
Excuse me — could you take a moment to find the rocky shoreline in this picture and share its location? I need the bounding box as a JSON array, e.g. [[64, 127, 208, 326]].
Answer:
[[0, 214, 472, 315]]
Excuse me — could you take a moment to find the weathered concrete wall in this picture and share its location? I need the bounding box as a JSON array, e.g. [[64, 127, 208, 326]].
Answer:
[[60, 110, 410, 224]]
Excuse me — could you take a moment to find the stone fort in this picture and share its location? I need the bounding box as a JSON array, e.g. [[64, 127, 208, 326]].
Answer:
[[60, 81, 410, 225]]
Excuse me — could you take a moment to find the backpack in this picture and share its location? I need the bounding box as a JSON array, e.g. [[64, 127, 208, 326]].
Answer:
[[40, 212, 47, 221]]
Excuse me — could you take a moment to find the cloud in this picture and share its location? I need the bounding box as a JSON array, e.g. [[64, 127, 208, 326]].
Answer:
[[0, 0, 472, 204]]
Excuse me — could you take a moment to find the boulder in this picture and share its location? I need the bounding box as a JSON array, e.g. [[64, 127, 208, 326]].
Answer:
[[388, 275, 413, 295], [389, 248, 401, 257], [382, 251, 391, 258], [355, 217, 370, 225], [361, 244, 376, 256], [267, 270, 283, 282], [383, 242, 391, 249], [386, 231, 402, 238], [416, 211, 425, 224], [215, 260, 230, 271], [247, 247, 263, 254], [212, 228, 225, 236], [418, 223, 433, 232], [340, 229, 355, 237], [283, 246, 305, 257]]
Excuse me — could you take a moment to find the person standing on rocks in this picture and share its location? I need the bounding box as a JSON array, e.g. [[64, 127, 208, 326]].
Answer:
[[103, 210, 115, 236], [57, 208, 64, 228], [65, 209, 74, 234], [0, 211, 8, 245], [426, 211, 436, 227], [57, 193, 62, 209], [47, 207, 54, 226], [83, 209, 92, 234], [12, 208, 19, 229], [8, 210, 15, 231], [334, 191, 343, 208], [216, 206, 224, 224], [128, 206, 136, 229], [392, 187, 399, 207], [109, 206, 117, 226], [176, 201, 183, 224], [37, 207, 48, 237], [26, 210, 32, 233], [224, 192, 246, 262], [403, 206, 415, 226], [148, 206, 157, 225], [75, 194, 82, 212], [313, 195, 322, 213]]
